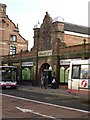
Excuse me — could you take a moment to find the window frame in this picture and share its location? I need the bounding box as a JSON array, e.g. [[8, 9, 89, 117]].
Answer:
[[71, 64, 90, 79], [10, 45, 16, 55], [10, 35, 17, 42], [71, 65, 81, 79]]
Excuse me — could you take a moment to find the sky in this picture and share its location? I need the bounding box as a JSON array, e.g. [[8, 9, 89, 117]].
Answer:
[[1, 0, 90, 50]]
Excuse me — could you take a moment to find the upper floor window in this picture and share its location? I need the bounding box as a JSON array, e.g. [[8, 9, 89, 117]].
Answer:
[[10, 45, 16, 55], [0, 8, 4, 12], [10, 35, 17, 42], [6, 23, 9, 28]]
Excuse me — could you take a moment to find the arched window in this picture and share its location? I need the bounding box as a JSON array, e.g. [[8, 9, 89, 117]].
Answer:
[[60, 67, 65, 83], [22, 68, 31, 80], [65, 67, 69, 83]]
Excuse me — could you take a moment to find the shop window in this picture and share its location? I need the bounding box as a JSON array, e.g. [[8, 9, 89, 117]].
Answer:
[[22, 68, 31, 80], [60, 67, 65, 83], [10, 35, 17, 42], [65, 68, 69, 83]]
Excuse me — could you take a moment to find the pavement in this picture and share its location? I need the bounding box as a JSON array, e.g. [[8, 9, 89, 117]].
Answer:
[[17, 85, 89, 102]]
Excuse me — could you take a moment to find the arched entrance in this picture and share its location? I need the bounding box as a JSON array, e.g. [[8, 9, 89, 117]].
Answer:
[[39, 63, 52, 85]]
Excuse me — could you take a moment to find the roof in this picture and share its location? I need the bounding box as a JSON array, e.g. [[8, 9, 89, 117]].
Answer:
[[64, 22, 89, 35]]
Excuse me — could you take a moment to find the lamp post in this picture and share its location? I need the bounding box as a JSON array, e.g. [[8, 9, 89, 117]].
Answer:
[[19, 50, 22, 84], [83, 39, 86, 59], [8, 42, 10, 65], [35, 33, 39, 85], [36, 43, 38, 83], [56, 38, 60, 88]]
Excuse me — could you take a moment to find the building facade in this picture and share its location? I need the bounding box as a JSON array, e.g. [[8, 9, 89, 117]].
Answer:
[[2, 12, 90, 88], [0, 3, 28, 56]]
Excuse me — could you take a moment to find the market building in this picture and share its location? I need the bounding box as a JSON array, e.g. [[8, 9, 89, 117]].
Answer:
[[2, 10, 90, 88]]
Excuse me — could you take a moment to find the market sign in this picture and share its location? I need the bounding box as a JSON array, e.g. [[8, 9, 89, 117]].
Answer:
[[22, 62, 33, 67], [38, 50, 52, 57]]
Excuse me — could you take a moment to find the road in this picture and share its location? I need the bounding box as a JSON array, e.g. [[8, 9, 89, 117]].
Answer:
[[1, 89, 90, 120]]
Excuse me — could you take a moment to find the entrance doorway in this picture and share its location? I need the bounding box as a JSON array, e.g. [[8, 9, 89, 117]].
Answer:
[[39, 63, 52, 85]]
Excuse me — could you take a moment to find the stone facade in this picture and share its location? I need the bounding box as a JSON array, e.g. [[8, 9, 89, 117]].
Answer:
[[0, 3, 28, 56]]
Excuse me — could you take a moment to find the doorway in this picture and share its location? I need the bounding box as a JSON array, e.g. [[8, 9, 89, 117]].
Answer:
[[39, 63, 52, 85]]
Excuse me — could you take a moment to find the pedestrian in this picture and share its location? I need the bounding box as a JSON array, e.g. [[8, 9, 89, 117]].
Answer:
[[51, 75, 56, 89], [43, 76, 48, 89], [40, 75, 44, 88]]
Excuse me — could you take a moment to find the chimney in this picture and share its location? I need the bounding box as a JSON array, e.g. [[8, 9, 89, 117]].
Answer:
[[0, 3, 7, 18]]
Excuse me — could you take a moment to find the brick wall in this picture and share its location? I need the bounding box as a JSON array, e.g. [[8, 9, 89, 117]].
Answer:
[[0, 3, 28, 56]]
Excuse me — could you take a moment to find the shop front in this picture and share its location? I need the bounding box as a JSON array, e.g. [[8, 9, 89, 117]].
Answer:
[[21, 62, 33, 85], [60, 59, 81, 88]]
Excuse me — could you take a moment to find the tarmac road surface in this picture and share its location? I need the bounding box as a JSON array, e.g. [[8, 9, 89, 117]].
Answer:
[[1, 93, 90, 120], [2, 88, 90, 111]]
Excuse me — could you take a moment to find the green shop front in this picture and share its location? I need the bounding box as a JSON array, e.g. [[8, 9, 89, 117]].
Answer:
[[21, 61, 34, 85]]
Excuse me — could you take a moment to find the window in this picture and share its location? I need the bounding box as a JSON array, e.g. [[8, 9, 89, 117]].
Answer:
[[72, 65, 90, 79], [10, 35, 17, 42], [10, 45, 16, 55], [0, 8, 4, 12], [6, 23, 9, 28], [22, 68, 31, 80], [60, 67, 65, 83], [80, 65, 90, 79], [72, 65, 80, 79]]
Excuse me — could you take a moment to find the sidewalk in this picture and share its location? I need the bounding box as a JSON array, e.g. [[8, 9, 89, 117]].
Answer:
[[17, 85, 89, 101]]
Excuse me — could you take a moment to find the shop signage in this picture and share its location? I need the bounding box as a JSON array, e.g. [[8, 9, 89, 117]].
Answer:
[[60, 59, 71, 65], [60, 59, 81, 65], [38, 50, 52, 57], [22, 62, 33, 67]]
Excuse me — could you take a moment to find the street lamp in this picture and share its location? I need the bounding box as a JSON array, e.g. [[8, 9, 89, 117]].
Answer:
[[56, 38, 60, 88], [35, 32, 40, 85], [83, 39, 86, 59], [8, 42, 10, 65], [19, 50, 22, 84]]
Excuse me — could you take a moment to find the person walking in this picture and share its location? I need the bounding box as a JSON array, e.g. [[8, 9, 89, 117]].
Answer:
[[42, 75, 48, 89], [40, 75, 44, 88], [51, 75, 56, 89]]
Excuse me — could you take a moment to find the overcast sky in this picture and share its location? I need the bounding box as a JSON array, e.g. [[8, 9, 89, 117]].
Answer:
[[1, 0, 89, 49]]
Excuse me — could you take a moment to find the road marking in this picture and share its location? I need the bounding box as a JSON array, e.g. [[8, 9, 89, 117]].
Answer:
[[16, 107, 33, 112], [16, 107, 56, 119], [1, 93, 90, 114]]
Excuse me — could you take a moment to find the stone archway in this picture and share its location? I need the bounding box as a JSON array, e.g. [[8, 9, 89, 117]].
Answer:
[[39, 63, 52, 85]]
